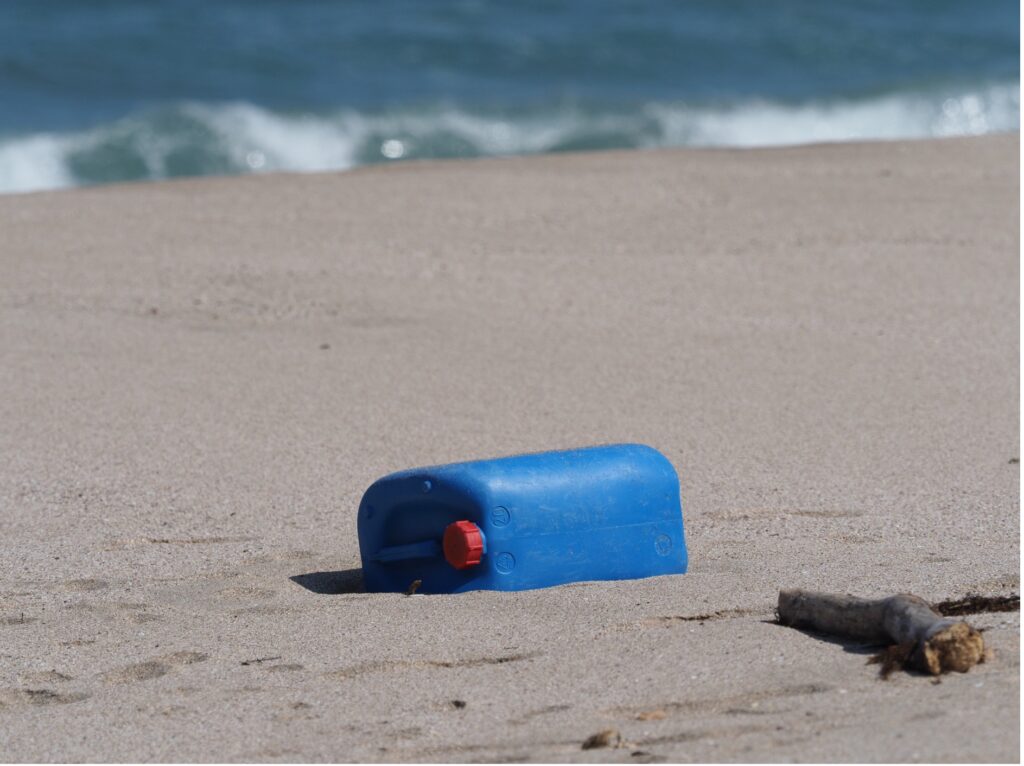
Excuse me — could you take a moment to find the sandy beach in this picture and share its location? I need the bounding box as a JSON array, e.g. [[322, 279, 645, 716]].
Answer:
[[0, 135, 1018, 761]]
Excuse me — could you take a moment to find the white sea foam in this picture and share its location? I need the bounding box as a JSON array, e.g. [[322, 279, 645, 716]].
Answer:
[[183, 102, 361, 173], [0, 82, 1017, 194], [0, 134, 77, 193], [648, 83, 1020, 147]]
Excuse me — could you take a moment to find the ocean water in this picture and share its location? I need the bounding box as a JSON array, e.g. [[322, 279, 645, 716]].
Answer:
[[0, 0, 1018, 193]]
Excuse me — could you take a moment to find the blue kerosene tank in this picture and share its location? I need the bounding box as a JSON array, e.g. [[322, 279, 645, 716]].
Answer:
[[357, 444, 687, 594]]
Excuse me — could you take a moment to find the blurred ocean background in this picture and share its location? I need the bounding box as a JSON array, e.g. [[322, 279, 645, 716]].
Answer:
[[0, 0, 1018, 193]]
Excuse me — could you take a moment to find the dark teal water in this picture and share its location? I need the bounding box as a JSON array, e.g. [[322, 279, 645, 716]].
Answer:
[[0, 0, 1018, 192]]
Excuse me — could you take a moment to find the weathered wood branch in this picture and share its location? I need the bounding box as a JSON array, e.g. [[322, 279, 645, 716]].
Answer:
[[777, 590, 986, 676]]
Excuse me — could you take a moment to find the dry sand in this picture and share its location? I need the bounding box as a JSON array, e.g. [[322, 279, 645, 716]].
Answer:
[[0, 135, 1019, 762]]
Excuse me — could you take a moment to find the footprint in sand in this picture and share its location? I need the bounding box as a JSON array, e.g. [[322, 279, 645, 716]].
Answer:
[[64, 601, 162, 625], [18, 670, 73, 684], [101, 651, 208, 684], [272, 700, 319, 723], [0, 616, 39, 626], [0, 688, 89, 708], [102, 661, 169, 684], [265, 663, 304, 673]]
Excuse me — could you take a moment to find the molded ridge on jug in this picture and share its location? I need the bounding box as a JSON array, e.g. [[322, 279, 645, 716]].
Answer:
[[357, 443, 687, 594]]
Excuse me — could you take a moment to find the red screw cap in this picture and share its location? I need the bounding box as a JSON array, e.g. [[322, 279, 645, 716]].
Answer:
[[443, 520, 484, 570]]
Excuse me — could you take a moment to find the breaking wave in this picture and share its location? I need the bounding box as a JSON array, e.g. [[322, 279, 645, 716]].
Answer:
[[0, 81, 1017, 194]]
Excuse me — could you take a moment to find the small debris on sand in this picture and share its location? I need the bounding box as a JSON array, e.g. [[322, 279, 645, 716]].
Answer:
[[934, 594, 1019, 616], [241, 656, 282, 666], [582, 729, 623, 750], [778, 590, 988, 678]]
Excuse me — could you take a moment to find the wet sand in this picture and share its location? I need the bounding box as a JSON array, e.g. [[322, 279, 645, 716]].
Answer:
[[0, 135, 1019, 761]]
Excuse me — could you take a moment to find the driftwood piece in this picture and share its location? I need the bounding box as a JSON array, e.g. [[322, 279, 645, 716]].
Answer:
[[778, 590, 986, 676]]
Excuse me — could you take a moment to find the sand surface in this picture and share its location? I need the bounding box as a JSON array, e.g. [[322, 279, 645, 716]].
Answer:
[[0, 135, 1019, 762]]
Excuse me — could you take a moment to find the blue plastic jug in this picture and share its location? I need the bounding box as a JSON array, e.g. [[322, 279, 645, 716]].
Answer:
[[357, 444, 687, 593]]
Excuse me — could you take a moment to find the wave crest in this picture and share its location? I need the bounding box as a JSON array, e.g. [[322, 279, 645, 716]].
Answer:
[[0, 82, 1017, 194]]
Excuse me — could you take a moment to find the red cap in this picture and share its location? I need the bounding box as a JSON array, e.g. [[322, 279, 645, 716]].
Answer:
[[443, 520, 484, 570]]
